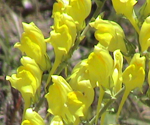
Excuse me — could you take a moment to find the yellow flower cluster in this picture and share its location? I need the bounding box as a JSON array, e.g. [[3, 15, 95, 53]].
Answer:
[[47, 0, 91, 74], [45, 75, 93, 124], [6, 0, 150, 124], [6, 22, 50, 119], [7, 0, 92, 124], [69, 44, 145, 123], [45, 0, 92, 124]]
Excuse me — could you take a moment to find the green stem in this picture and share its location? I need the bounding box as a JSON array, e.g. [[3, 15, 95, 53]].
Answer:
[[87, 87, 125, 125], [128, 15, 140, 34], [93, 0, 107, 18], [34, 93, 45, 112], [95, 87, 104, 124], [136, 32, 141, 53]]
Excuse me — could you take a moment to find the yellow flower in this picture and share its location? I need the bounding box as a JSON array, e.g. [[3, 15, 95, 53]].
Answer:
[[53, 0, 91, 29], [122, 53, 145, 88], [139, 16, 150, 52], [45, 75, 75, 124], [90, 16, 127, 54], [112, 50, 123, 93], [53, 12, 77, 42], [6, 56, 42, 109], [69, 44, 114, 88], [67, 91, 86, 117], [45, 75, 72, 116], [50, 116, 64, 125], [116, 53, 145, 119], [21, 108, 45, 125], [15, 22, 51, 71], [70, 80, 94, 108], [69, 45, 114, 123], [111, 0, 139, 33], [47, 12, 76, 74], [45, 75, 89, 124], [111, 0, 137, 18], [67, 80, 94, 119]]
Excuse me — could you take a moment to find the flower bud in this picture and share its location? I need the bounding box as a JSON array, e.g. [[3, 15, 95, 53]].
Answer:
[[112, 50, 123, 93], [139, 16, 150, 52], [122, 53, 145, 89], [117, 53, 145, 119], [90, 17, 127, 54]]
